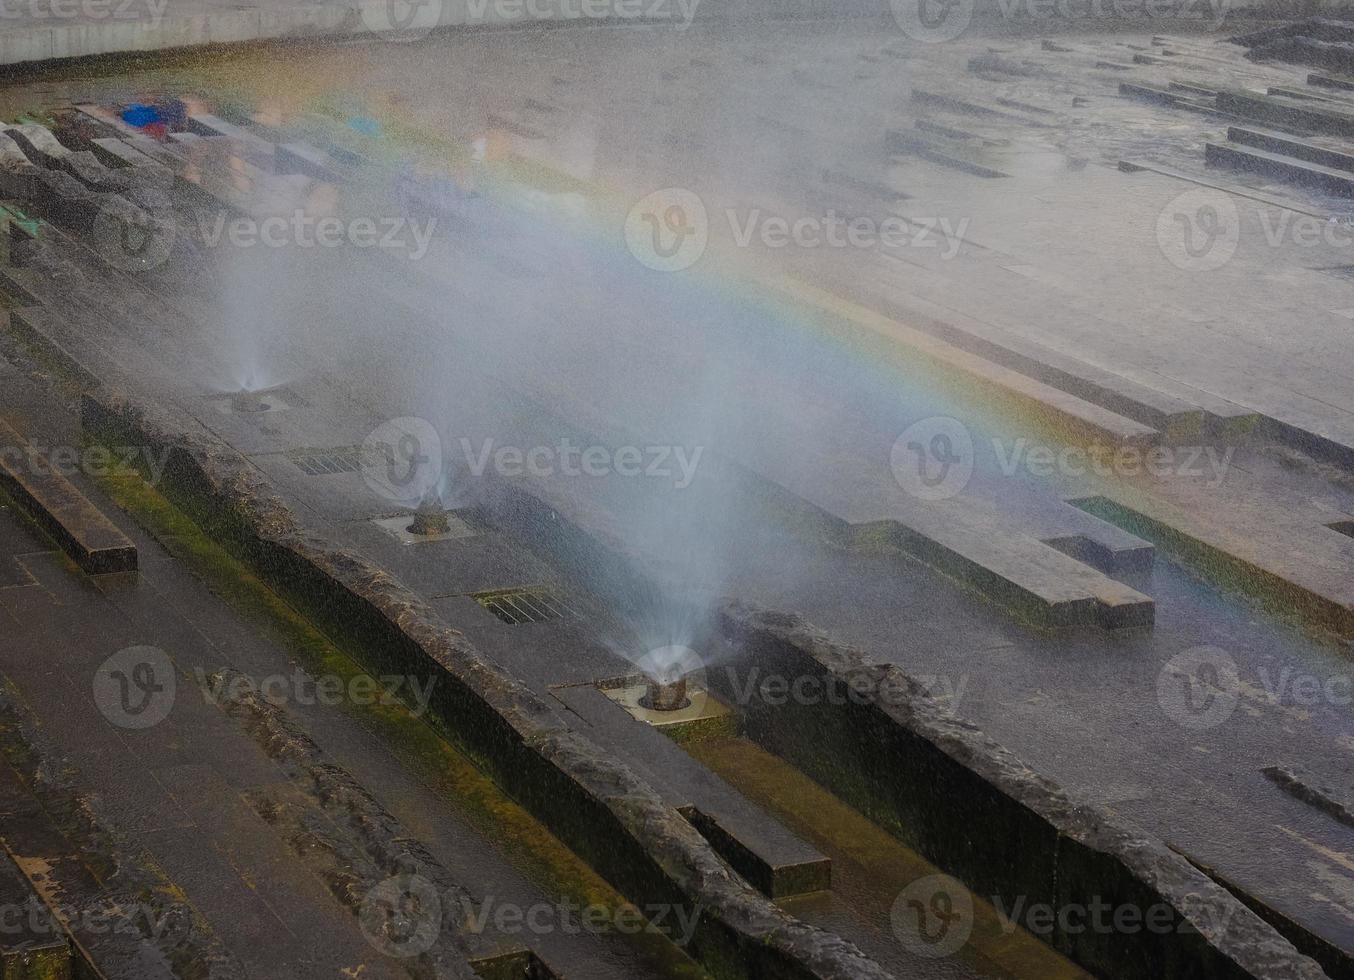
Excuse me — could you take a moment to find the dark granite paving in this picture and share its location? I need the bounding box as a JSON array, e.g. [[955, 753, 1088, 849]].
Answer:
[[1, 17, 1353, 977], [0, 365, 703, 980]]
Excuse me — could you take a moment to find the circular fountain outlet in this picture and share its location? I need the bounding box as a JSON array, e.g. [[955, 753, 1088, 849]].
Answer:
[[407, 506, 451, 537], [640, 675, 690, 712], [229, 391, 270, 414]]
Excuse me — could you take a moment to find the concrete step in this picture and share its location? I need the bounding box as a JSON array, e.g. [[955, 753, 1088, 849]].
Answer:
[[551, 683, 832, 899], [1215, 88, 1354, 139], [0, 844, 71, 979], [884, 130, 1009, 178], [851, 497, 1154, 631], [0, 420, 136, 574], [834, 262, 1224, 438], [1226, 126, 1354, 173], [774, 276, 1160, 448], [1309, 71, 1354, 92], [1205, 141, 1354, 196], [1072, 486, 1354, 636]]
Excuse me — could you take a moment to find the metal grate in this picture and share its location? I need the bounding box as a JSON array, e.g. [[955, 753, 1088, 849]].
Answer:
[[288, 447, 366, 476], [472, 587, 577, 625]]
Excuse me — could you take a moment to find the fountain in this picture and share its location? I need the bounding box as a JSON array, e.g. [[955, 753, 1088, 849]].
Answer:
[[639, 672, 691, 712], [229, 388, 272, 413], [406, 498, 451, 537]]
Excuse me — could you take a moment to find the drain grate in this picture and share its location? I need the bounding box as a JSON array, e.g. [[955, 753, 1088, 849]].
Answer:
[[288, 447, 367, 476], [472, 587, 577, 625]]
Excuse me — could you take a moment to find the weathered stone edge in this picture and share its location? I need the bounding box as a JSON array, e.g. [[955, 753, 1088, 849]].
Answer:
[[471, 475, 1328, 980], [715, 603, 1330, 980], [76, 385, 896, 980]]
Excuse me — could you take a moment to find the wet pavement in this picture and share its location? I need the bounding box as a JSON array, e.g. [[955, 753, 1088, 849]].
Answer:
[[0, 14, 1352, 980]]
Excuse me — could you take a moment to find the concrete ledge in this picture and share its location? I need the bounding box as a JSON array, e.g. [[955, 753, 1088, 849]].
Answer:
[[1205, 142, 1354, 197], [1179, 847, 1354, 980], [553, 682, 831, 900], [1227, 126, 1354, 172], [77, 388, 896, 980], [1071, 492, 1354, 637], [715, 603, 1329, 980], [0, 420, 136, 573], [774, 276, 1161, 448], [821, 261, 1246, 439], [0, 849, 70, 979], [679, 804, 832, 899], [852, 509, 1155, 630], [884, 130, 1010, 178], [1215, 89, 1354, 139], [425, 462, 1315, 980]]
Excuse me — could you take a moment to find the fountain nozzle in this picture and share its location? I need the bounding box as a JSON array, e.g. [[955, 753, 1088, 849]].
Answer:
[[407, 500, 451, 537], [640, 673, 690, 712], [229, 390, 270, 413]]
